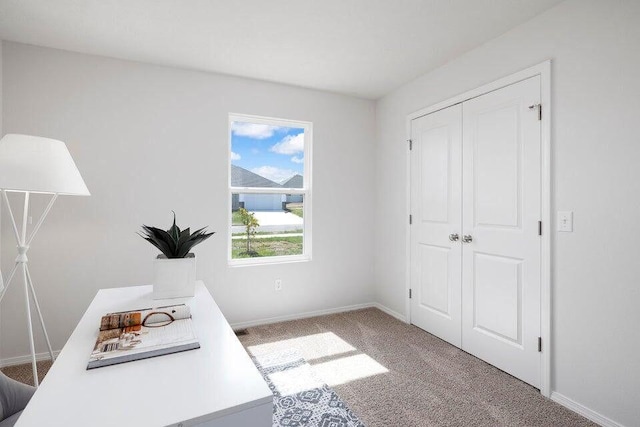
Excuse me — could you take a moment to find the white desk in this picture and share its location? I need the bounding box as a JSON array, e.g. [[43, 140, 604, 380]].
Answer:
[[16, 281, 273, 427]]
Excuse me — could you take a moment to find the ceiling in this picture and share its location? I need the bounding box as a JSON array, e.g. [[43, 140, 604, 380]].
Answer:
[[0, 0, 564, 99]]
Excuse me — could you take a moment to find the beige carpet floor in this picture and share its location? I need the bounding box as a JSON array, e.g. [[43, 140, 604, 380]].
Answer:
[[238, 308, 595, 427], [1, 359, 52, 387], [2, 308, 595, 426]]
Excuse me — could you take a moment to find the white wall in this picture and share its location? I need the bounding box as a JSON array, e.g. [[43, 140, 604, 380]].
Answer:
[[0, 40, 3, 136], [0, 40, 3, 349], [374, 0, 640, 425], [3, 2, 640, 423], [0, 42, 376, 361]]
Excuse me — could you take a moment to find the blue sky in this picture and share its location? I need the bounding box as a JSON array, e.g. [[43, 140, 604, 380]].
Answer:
[[231, 122, 305, 183]]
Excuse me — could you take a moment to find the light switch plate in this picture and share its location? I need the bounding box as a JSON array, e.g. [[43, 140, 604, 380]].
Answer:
[[557, 211, 573, 232]]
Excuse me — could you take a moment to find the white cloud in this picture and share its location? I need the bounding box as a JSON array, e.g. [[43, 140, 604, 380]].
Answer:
[[251, 166, 297, 183], [232, 122, 281, 139], [270, 133, 304, 155], [276, 127, 291, 134], [291, 156, 304, 164], [230, 152, 241, 160]]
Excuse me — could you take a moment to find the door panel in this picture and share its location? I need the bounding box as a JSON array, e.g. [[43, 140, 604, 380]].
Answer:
[[473, 252, 522, 345], [420, 126, 450, 223], [461, 76, 541, 388], [410, 104, 462, 347], [418, 244, 450, 316], [474, 104, 521, 228]]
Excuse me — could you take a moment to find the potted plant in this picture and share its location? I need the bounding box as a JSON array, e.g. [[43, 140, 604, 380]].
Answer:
[[139, 212, 214, 299]]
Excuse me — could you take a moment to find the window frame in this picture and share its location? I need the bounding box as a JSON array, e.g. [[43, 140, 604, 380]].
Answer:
[[228, 113, 313, 266]]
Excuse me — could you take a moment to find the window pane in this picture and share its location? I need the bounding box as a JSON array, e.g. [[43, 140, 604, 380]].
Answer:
[[231, 193, 304, 259], [230, 121, 305, 188]]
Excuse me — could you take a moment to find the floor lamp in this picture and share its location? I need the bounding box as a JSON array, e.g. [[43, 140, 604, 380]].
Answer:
[[0, 134, 89, 386]]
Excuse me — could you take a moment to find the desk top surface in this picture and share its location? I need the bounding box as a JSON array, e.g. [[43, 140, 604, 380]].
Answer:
[[16, 281, 272, 427]]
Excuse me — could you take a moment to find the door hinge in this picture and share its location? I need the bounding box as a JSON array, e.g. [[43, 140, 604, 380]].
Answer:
[[409, 214, 413, 225], [529, 103, 542, 121], [538, 337, 542, 352], [408, 139, 413, 150], [409, 289, 412, 299], [538, 221, 542, 236]]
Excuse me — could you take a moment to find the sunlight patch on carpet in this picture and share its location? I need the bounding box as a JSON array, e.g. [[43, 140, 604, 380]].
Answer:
[[248, 332, 355, 361], [311, 353, 388, 387]]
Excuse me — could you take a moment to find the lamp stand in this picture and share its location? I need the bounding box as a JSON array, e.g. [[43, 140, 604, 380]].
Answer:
[[0, 190, 57, 386]]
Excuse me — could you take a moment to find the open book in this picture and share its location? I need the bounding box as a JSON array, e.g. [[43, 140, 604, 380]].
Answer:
[[87, 304, 200, 369]]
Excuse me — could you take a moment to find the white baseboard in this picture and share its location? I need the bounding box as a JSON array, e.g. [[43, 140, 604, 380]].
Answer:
[[229, 301, 410, 330], [373, 302, 408, 323], [230, 302, 376, 330], [550, 392, 624, 427], [0, 350, 61, 368]]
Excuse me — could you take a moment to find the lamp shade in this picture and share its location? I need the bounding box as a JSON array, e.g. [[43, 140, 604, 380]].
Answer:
[[0, 134, 89, 195]]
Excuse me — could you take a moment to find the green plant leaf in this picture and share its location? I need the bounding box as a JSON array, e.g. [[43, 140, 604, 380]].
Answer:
[[137, 232, 173, 258], [176, 230, 214, 258], [139, 214, 215, 258], [168, 211, 180, 245], [189, 226, 207, 236], [177, 227, 191, 247], [176, 235, 210, 258], [142, 225, 178, 256]]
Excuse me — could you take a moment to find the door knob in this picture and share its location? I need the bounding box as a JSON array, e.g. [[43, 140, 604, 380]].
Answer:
[[462, 235, 473, 243], [449, 233, 459, 242]]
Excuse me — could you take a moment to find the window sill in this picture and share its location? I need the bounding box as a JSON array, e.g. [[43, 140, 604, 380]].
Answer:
[[228, 254, 311, 268]]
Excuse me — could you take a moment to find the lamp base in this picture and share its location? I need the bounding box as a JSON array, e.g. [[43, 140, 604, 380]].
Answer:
[[0, 190, 57, 387]]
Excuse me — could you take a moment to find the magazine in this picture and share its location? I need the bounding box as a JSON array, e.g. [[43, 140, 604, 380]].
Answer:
[[87, 304, 200, 369]]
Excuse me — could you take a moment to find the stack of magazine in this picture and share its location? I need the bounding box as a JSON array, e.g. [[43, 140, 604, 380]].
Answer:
[[87, 304, 200, 369]]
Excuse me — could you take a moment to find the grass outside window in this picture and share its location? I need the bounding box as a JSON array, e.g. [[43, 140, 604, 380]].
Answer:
[[231, 235, 303, 258]]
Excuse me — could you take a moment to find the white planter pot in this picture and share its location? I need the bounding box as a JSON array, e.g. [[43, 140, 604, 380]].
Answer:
[[152, 253, 196, 299]]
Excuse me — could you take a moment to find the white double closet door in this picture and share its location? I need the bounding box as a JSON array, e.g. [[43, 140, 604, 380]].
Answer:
[[410, 76, 542, 388]]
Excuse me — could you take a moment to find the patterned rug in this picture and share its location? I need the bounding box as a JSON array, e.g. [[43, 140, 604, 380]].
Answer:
[[252, 349, 365, 427]]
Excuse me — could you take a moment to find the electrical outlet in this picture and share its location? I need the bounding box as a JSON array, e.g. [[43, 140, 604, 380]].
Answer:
[[275, 279, 282, 291]]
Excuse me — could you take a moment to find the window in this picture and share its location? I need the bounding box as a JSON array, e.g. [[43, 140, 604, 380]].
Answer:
[[228, 114, 312, 265]]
